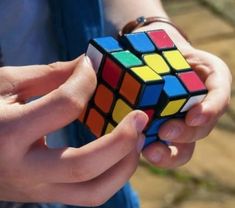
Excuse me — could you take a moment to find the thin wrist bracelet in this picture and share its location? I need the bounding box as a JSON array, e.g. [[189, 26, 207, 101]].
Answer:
[[118, 16, 190, 43]]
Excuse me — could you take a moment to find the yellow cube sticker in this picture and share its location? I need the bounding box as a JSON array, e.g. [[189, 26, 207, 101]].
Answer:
[[105, 123, 115, 134], [112, 99, 133, 123], [143, 54, 170, 74], [131, 66, 162, 82], [163, 50, 190, 71], [160, 99, 186, 116]]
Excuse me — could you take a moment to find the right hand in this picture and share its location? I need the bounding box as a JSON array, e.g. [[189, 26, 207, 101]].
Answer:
[[0, 55, 148, 206]]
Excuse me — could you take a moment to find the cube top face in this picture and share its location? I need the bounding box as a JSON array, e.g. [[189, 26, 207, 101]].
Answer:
[[122, 32, 155, 53], [111, 50, 143, 68], [163, 75, 188, 98], [178, 71, 207, 93], [147, 30, 175, 50], [163, 50, 191, 72], [143, 54, 170, 75], [93, 37, 123, 52], [130, 66, 163, 82]]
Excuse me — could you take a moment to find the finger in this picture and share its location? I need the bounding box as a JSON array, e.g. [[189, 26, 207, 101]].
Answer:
[[46, 150, 139, 207], [8, 55, 97, 143], [142, 141, 195, 169], [186, 51, 232, 127], [0, 58, 80, 100], [158, 118, 216, 143], [23, 111, 148, 183]]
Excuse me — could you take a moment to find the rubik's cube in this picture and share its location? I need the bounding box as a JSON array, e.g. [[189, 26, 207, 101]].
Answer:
[[79, 29, 207, 147]]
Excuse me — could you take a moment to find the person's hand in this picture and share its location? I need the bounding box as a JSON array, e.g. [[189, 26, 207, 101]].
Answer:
[[0, 55, 148, 206], [134, 23, 232, 168]]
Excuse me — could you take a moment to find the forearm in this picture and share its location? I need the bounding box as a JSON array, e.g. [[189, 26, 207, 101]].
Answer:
[[103, 0, 168, 33], [103, 0, 190, 49]]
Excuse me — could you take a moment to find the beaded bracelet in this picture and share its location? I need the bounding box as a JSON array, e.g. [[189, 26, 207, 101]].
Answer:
[[118, 16, 190, 43]]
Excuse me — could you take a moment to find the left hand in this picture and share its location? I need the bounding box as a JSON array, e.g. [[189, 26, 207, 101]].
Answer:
[[134, 23, 232, 168]]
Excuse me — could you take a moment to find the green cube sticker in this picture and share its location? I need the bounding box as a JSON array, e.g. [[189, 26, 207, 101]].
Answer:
[[111, 50, 143, 68]]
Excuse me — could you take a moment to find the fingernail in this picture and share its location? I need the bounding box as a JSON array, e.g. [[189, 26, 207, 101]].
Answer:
[[134, 112, 148, 133], [137, 135, 146, 153], [189, 115, 207, 126], [161, 125, 182, 140], [150, 147, 163, 163], [84, 55, 93, 67]]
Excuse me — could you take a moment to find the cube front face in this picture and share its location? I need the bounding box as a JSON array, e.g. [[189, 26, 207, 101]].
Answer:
[[84, 29, 207, 146]]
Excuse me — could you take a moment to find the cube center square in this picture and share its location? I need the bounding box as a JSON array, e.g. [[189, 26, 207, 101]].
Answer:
[[84, 29, 207, 147], [143, 53, 170, 75]]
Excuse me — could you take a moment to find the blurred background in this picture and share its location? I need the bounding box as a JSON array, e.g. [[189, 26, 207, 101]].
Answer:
[[131, 0, 235, 207]]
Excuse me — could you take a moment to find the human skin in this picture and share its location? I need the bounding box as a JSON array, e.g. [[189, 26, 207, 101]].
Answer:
[[0, 55, 148, 206]]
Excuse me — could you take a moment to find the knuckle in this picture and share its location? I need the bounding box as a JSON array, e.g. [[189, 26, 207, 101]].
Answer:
[[116, 127, 138, 148], [48, 61, 63, 72], [57, 87, 86, 112], [67, 163, 93, 182]]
